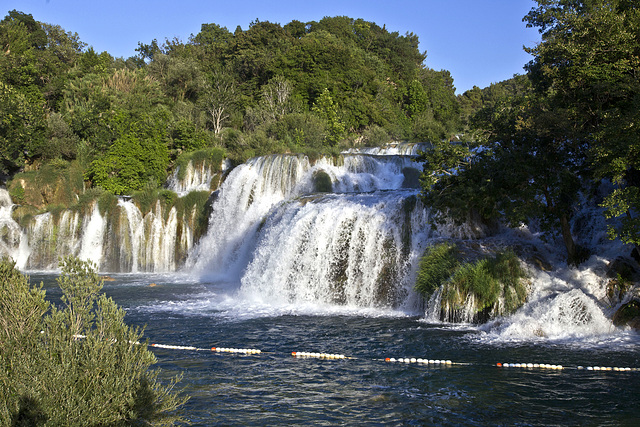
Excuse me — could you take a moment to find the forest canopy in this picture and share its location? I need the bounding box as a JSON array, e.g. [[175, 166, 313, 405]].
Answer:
[[0, 11, 459, 188]]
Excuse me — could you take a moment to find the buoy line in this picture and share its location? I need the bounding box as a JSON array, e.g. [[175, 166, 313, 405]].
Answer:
[[496, 363, 640, 372], [141, 340, 640, 373], [212, 347, 262, 354], [384, 358, 454, 365]]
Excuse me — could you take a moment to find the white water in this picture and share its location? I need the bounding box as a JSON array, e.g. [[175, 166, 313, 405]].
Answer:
[[165, 158, 230, 195], [0, 189, 24, 265], [78, 203, 106, 267], [474, 251, 636, 345], [186, 153, 424, 282], [342, 142, 430, 156], [239, 190, 431, 310]]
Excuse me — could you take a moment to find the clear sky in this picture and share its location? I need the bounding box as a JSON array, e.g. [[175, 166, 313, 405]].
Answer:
[[3, 0, 541, 94]]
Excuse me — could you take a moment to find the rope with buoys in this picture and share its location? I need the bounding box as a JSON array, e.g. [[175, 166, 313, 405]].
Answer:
[[212, 347, 261, 354], [291, 351, 347, 359], [80, 335, 635, 374]]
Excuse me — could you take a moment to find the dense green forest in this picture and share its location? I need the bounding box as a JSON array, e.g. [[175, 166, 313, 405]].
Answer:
[[0, 11, 459, 187], [1, 0, 639, 265]]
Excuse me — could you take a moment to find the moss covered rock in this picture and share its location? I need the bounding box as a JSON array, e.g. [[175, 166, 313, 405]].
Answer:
[[612, 300, 640, 330], [312, 170, 333, 193]]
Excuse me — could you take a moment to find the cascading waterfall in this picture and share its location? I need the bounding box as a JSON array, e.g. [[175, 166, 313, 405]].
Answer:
[[238, 190, 431, 310], [185, 155, 312, 280], [78, 203, 106, 267], [101, 199, 183, 272], [476, 257, 622, 343], [183, 152, 432, 310], [187, 155, 424, 288], [342, 142, 430, 156]]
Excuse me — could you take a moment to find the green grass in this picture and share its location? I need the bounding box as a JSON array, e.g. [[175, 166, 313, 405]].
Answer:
[[415, 244, 529, 319], [414, 242, 459, 297]]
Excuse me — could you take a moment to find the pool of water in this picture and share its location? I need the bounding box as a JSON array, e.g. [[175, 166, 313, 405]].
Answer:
[[35, 273, 640, 426]]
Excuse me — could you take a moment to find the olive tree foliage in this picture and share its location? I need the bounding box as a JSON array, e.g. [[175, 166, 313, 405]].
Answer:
[[0, 256, 188, 426]]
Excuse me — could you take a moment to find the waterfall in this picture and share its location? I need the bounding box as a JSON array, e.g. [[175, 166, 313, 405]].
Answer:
[[474, 255, 623, 342], [106, 199, 182, 272], [0, 189, 24, 266], [78, 204, 106, 267], [185, 154, 312, 280], [186, 153, 431, 309], [238, 191, 431, 309], [342, 142, 431, 156], [166, 158, 230, 195]]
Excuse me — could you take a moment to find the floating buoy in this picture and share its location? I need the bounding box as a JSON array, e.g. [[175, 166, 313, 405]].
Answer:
[[212, 347, 261, 354], [292, 351, 345, 359], [152, 343, 197, 351]]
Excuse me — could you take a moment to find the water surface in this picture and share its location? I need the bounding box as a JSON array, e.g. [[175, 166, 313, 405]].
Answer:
[[35, 273, 640, 426]]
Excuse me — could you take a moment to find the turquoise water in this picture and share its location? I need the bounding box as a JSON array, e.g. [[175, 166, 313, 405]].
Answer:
[[37, 273, 640, 426]]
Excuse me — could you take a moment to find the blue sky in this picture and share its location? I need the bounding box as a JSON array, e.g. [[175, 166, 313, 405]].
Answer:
[[4, 0, 541, 94]]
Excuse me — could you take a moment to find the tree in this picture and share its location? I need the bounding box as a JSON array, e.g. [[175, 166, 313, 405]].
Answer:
[[419, 81, 589, 264], [312, 88, 346, 146], [85, 111, 170, 195], [201, 67, 238, 135], [261, 75, 293, 121], [0, 83, 46, 174], [0, 256, 187, 425], [523, 0, 640, 248]]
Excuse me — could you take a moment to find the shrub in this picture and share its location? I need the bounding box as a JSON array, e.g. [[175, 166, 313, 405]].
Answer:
[[0, 256, 188, 426], [448, 259, 500, 310]]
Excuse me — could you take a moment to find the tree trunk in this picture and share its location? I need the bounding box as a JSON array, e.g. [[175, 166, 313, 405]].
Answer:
[[560, 213, 583, 266]]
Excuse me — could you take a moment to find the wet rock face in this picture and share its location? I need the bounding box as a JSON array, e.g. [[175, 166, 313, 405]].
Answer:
[[612, 300, 640, 330]]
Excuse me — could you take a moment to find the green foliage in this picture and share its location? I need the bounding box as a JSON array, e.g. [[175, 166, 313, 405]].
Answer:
[[0, 256, 187, 426], [415, 245, 528, 318], [521, 0, 640, 250], [0, 83, 47, 174], [420, 77, 587, 264], [415, 242, 459, 297], [85, 113, 170, 195], [447, 259, 500, 310], [8, 181, 25, 204], [312, 88, 346, 147], [0, 8, 464, 205]]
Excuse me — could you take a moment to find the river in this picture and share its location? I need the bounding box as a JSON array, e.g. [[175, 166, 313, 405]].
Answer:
[[34, 272, 640, 426]]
